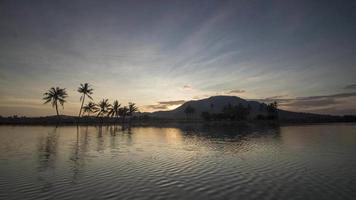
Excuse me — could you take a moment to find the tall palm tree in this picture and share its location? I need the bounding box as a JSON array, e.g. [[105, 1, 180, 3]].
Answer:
[[128, 102, 138, 116], [77, 83, 94, 117], [97, 99, 111, 117], [83, 101, 98, 116], [43, 87, 68, 117], [108, 100, 121, 118]]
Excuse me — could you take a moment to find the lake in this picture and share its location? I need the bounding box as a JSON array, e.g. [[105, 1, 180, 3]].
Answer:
[[0, 123, 355, 200]]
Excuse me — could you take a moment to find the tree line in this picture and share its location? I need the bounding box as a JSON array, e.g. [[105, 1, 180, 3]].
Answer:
[[184, 102, 278, 121], [43, 83, 138, 120]]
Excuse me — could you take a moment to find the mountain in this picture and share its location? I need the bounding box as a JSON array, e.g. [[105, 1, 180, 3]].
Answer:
[[148, 95, 346, 122]]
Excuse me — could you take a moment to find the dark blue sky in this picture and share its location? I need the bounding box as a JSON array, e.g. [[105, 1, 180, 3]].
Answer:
[[0, 0, 356, 116]]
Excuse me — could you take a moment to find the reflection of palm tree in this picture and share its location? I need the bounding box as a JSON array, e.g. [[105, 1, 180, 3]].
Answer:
[[108, 100, 121, 118], [97, 99, 111, 117], [83, 101, 98, 116], [37, 127, 59, 171], [43, 87, 68, 117], [78, 83, 94, 117], [109, 125, 119, 137], [70, 124, 79, 183], [37, 127, 59, 191]]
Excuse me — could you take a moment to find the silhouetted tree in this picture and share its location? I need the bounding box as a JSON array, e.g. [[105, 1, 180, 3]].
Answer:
[[77, 83, 94, 117], [235, 103, 251, 120], [221, 103, 250, 120], [97, 99, 110, 117], [83, 101, 98, 116], [43, 87, 68, 117], [222, 103, 234, 119], [108, 100, 121, 118]]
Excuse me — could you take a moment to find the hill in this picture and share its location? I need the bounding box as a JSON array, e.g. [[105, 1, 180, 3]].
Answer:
[[149, 95, 354, 122]]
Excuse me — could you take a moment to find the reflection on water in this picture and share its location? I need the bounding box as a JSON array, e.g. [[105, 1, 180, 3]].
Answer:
[[0, 123, 356, 200]]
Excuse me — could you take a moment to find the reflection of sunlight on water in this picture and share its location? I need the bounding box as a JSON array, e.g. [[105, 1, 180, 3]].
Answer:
[[132, 127, 184, 146], [1, 124, 356, 200]]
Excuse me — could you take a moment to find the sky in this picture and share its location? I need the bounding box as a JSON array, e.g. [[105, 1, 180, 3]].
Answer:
[[0, 0, 356, 117]]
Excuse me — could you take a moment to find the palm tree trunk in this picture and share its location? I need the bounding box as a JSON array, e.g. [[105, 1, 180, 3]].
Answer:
[[55, 101, 59, 117], [78, 95, 85, 117]]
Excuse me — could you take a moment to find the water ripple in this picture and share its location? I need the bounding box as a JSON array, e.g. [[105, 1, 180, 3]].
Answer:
[[0, 124, 356, 200]]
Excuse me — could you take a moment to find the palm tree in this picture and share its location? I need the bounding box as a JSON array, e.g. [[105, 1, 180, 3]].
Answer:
[[118, 106, 129, 122], [83, 101, 98, 116], [77, 83, 94, 117], [128, 102, 138, 116], [108, 100, 121, 118], [43, 87, 68, 117], [97, 99, 111, 117]]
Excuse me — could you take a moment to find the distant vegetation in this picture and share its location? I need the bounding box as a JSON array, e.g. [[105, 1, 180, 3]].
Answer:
[[1, 93, 355, 125], [200, 102, 278, 121], [257, 101, 278, 120], [42, 83, 139, 123]]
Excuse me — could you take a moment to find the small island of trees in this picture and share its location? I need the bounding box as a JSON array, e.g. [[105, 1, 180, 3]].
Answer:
[[42, 83, 139, 123]]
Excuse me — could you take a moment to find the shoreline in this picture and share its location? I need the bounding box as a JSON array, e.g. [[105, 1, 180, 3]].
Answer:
[[1, 115, 355, 126]]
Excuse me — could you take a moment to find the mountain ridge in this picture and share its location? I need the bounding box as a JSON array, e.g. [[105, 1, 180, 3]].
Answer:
[[148, 95, 341, 120]]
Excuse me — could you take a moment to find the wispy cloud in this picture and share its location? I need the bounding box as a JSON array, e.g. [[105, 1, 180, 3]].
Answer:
[[182, 85, 193, 91], [344, 84, 356, 90], [226, 89, 245, 94], [145, 100, 186, 111], [145, 104, 170, 110], [296, 92, 356, 100], [253, 92, 356, 115], [192, 94, 211, 100], [158, 100, 186, 105]]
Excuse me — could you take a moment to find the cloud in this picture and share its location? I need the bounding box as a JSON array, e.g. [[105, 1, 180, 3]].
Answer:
[[296, 92, 356, 100], [226, 89, 245, 94], [183, 85, 192, 89], [181, 85, 193, 91], [253, 92, 356, 115], [192, 94, 211, 100], [145, 100, 186, 111], [158, 100, 186, 105], [283, 98, 337, 108], [344, 84, 356, 90], [145, 104, 169, 110], [255, 92, 356, 103], [266, 95, 287, 99]]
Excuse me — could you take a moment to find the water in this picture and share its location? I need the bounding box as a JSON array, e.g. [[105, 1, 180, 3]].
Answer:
[[0, 123, 355, 200]]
